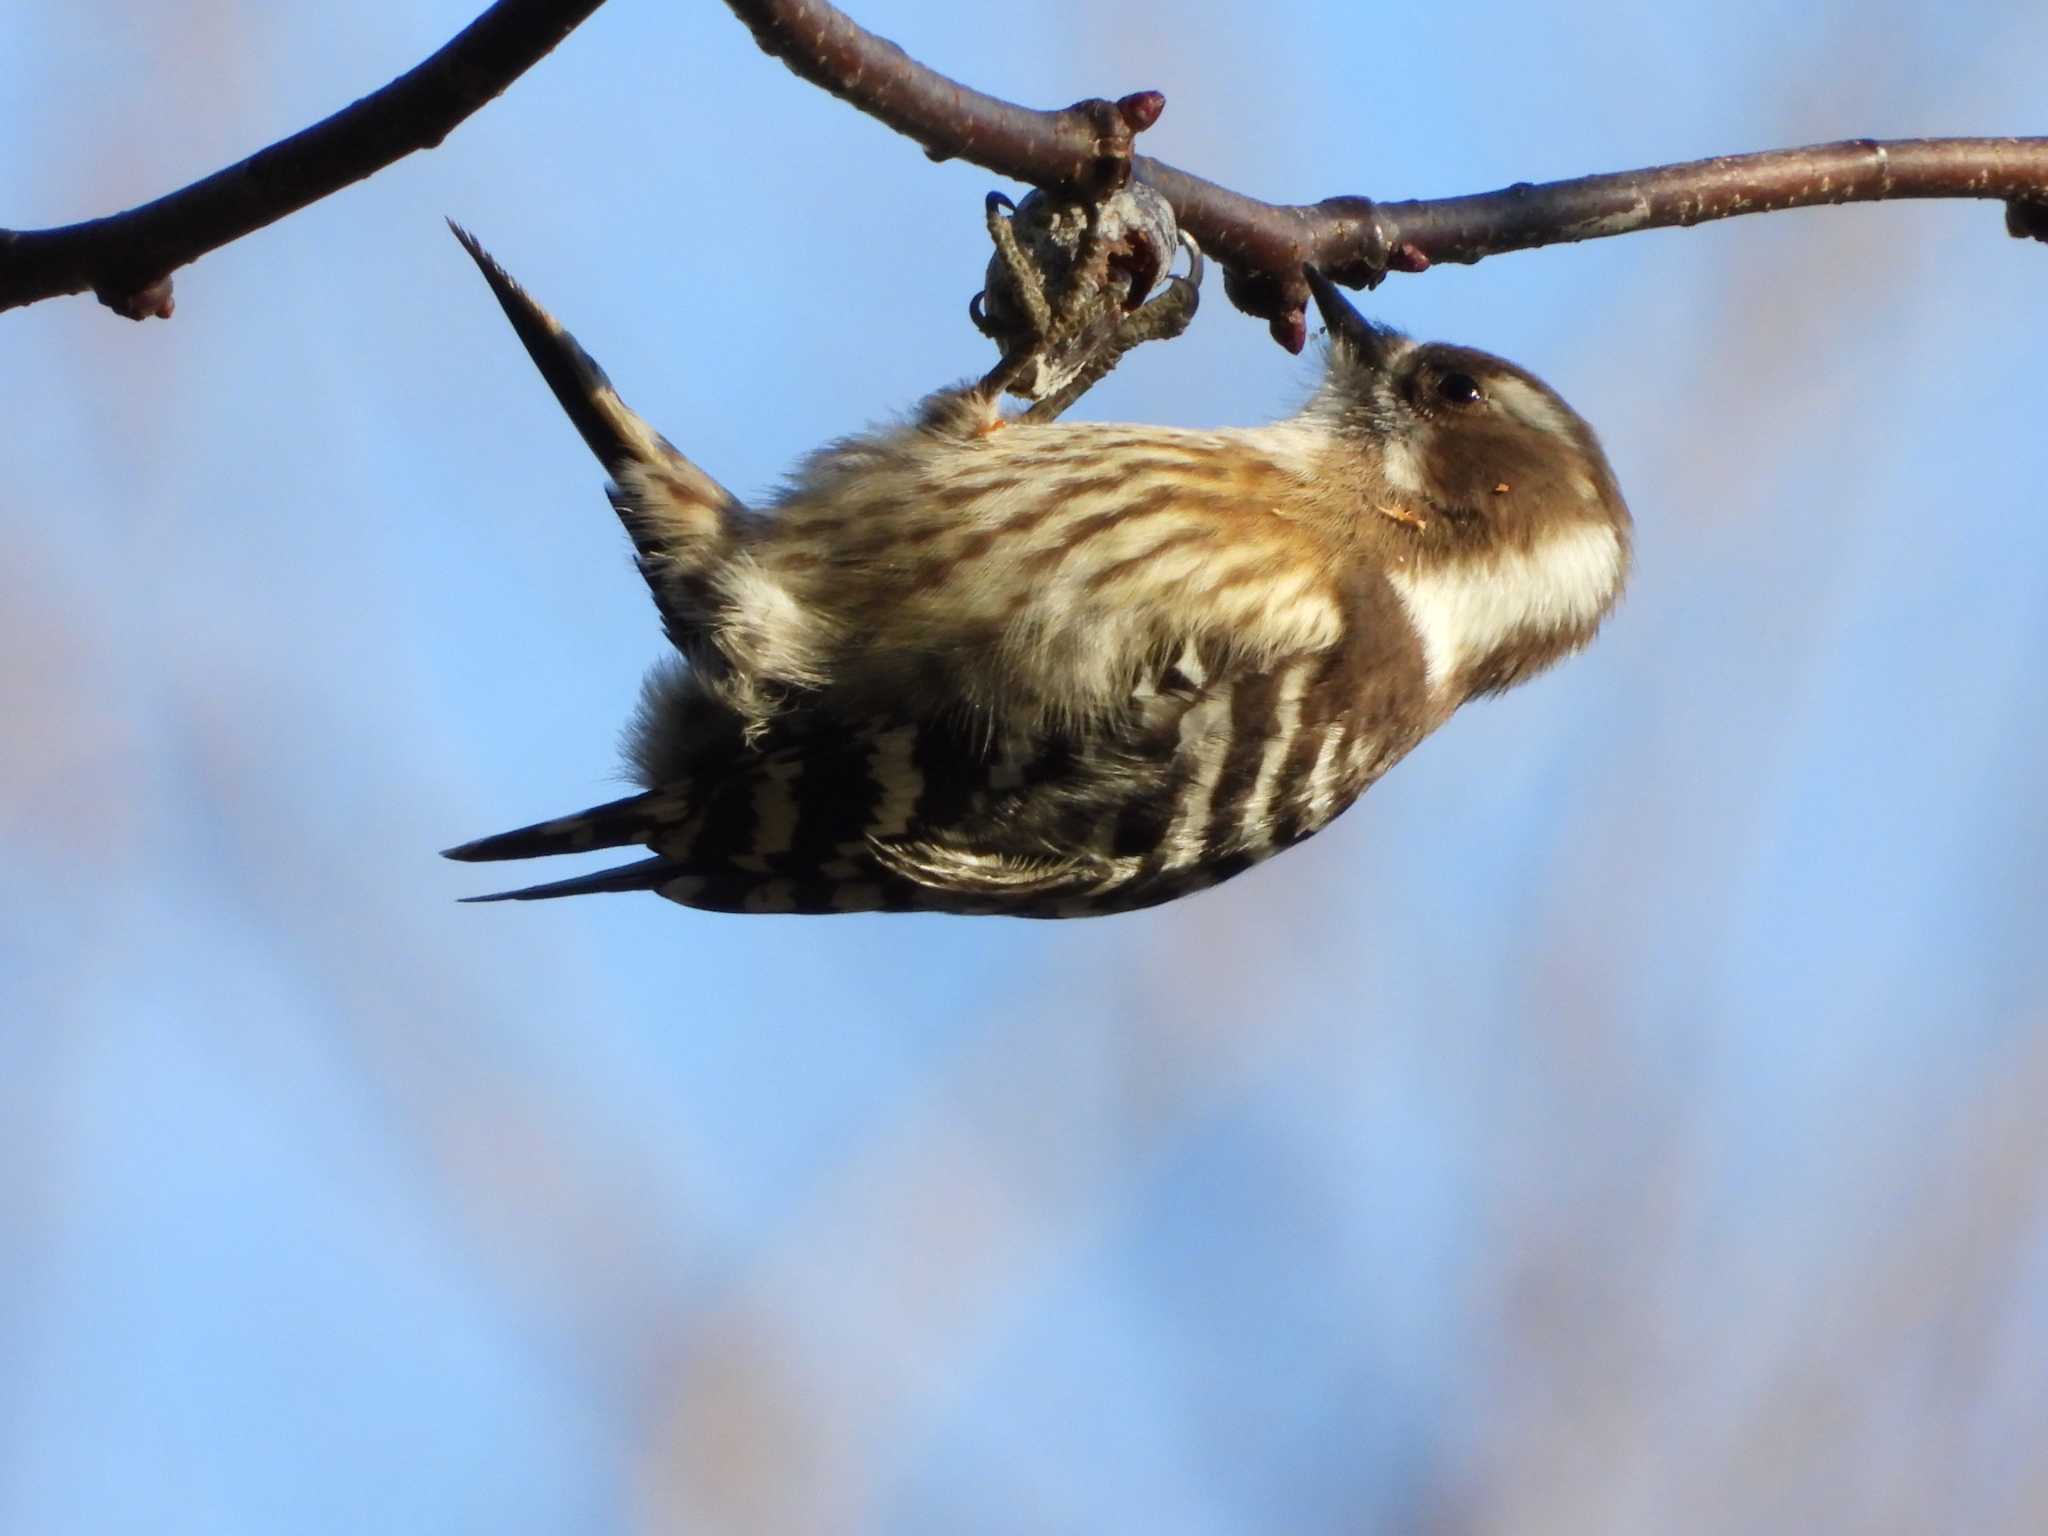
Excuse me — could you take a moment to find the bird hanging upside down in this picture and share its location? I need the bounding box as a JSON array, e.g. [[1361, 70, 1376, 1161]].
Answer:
[[443, 219, 1630, 916]]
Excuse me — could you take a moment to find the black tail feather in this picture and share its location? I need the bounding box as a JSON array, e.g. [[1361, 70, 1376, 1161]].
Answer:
[[447, 221, 745, 652], [447, 220, 650, 479], [458, 856, 681, 903], [442, 790, 664, 863]]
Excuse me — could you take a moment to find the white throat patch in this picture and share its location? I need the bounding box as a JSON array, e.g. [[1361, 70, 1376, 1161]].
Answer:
[[1388, 523, 1623, 691]]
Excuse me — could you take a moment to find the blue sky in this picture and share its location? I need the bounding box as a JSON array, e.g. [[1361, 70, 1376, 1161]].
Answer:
[[4, 1, 2045, 1531]]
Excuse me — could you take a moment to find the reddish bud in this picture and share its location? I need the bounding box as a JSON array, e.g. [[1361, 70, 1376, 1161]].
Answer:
[[96, 276, 176, 321], [1117, 92, 1166, 134]]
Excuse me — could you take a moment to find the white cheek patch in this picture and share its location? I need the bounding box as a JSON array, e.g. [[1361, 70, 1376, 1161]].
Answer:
[[1388, 523, 1624, 690], [1380, 436, 1425, 495], [1487, 375, 1575, 442]]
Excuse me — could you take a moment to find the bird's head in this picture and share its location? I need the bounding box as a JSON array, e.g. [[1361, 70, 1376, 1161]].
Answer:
[[1303, 267, 1633, 704]]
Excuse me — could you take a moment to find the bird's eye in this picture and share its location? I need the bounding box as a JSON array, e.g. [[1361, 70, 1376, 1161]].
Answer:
[[1437, 372, 1483, 406]]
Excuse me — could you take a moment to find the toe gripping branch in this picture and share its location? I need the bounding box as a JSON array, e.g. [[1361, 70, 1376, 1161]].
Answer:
[[967, 94, 1202, 421]]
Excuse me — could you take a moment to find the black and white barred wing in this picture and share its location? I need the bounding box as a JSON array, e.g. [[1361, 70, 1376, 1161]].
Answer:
[[443, 715, 1100, 913], [446, 623, 1402, 916]]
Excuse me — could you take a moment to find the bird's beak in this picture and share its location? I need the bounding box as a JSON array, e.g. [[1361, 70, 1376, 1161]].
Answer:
[[1304, 265, 1393, 371]]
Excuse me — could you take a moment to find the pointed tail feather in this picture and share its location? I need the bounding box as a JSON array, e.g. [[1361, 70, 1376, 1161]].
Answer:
[[447, 222, 743, 639], [457, 856, 682, 903], [442, 789, 671, 863], [450, 221, 685, 483]]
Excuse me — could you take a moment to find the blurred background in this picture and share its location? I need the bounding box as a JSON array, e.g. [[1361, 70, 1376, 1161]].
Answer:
[[4, 1, 2045, 1530]]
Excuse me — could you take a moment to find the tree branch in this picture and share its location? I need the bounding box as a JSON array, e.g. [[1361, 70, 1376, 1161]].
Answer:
[[0, 0, 608, 320], [10, 0, 2040, 345], [727, 0, 2048, 350]]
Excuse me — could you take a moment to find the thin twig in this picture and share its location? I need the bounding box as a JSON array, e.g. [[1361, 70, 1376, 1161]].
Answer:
[[726, 0, 2048, 349], [8, 0, 2041, 340], [0, 0, 609, 319], [1374, 138, 2048, 267]]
